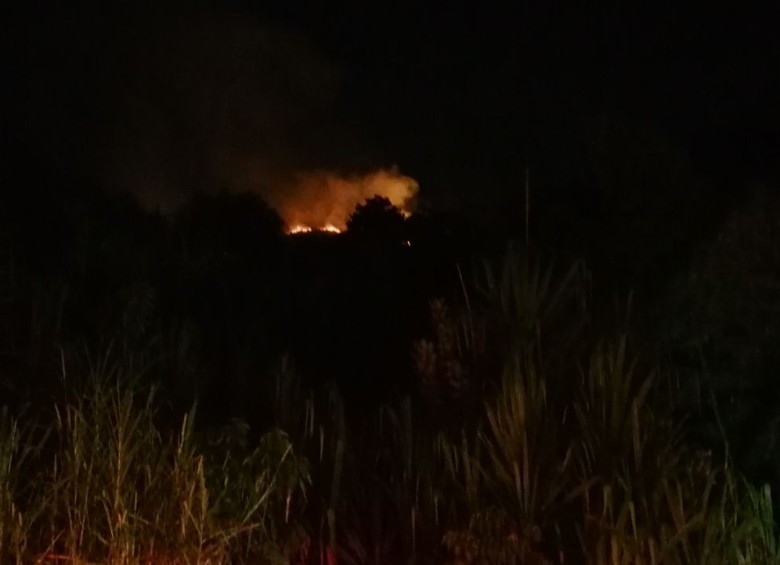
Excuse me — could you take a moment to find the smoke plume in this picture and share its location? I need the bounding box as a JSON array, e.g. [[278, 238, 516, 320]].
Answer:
[[13, 4, 417, 220], [265, 167, 419, 231]]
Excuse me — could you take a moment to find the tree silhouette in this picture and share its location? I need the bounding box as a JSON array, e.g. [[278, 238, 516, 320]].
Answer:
[[659, 185, 780, 486], [181, 191, 284, 255], [346, 195, 406, 243]]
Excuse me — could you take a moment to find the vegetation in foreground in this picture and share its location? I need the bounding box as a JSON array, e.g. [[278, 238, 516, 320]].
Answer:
[[1, 251, 777, 564]]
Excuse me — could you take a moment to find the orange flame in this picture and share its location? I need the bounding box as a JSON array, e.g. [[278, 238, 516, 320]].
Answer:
[[274, 167, 418, 234], [287, 223, 342, 235]]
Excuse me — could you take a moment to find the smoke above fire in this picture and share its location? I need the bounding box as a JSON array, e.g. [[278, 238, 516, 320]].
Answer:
[[15, 5, 421, 224], [269, 167, 419, 233]]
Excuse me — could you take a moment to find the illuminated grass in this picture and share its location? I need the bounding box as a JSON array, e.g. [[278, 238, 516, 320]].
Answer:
[[0, 368, 309, 564], [0, 249, 777, 564]]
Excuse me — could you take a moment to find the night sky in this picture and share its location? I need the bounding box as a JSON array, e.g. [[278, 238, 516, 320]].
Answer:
[[270, 4, 780, 189], [5, 2, 779, 215]]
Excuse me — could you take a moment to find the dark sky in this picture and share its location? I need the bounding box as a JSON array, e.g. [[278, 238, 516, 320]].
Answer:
[[4, 2, 779, 213], [257, 4, 779, 183]]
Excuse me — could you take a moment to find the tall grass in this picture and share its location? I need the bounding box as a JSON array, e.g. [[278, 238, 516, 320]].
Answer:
[[1, 365, 310, 564], [1, 246, 777, 564], [437, 337, 779, 564], [435, 249, 778, 564], [0, 407, 35, 564]]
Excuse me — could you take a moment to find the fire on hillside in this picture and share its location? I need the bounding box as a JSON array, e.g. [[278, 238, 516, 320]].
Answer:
[[276, 167, 418, 235], [287, 224, 342, 235]]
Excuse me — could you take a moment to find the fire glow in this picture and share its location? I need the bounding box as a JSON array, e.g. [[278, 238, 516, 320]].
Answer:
[[288, 224, 342, 234], [276, 167, 419, 234]]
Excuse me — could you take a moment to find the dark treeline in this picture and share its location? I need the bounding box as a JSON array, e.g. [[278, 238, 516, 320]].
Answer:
[[0, 139, 481, 423]]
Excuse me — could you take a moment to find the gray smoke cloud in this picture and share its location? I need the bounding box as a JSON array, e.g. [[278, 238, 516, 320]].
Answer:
[[18, 5, 413, 218]]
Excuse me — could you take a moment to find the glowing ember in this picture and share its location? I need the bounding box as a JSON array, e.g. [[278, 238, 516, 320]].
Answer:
[[286, 224, 342, 235]]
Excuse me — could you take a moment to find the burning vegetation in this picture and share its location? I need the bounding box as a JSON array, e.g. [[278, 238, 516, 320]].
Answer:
[[287, 224, 342, 235], [273, 167, 418, 234]]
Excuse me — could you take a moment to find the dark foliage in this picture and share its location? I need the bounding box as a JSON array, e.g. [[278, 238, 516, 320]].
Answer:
[[1, 128, 780, 561], [346, 195, 407, 243]]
